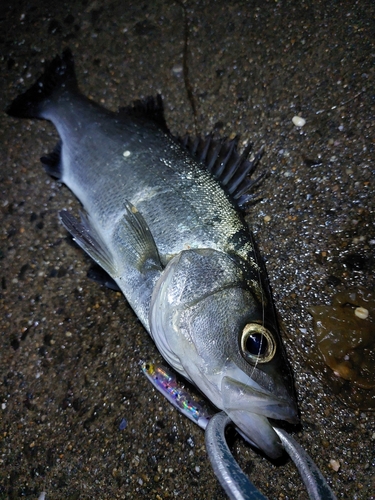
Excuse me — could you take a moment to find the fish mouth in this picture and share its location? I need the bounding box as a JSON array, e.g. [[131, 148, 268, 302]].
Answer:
[[221, 375, 298, 459]]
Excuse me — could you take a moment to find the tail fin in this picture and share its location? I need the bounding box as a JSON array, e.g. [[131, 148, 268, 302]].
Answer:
[[6, 48, 78, 119]]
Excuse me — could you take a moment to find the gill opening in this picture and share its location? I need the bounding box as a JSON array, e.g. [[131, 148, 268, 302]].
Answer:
[[247, 240, 268, 378]]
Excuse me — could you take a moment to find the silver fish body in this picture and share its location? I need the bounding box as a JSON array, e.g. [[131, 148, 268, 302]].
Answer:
[[7, 49, 298, 458]]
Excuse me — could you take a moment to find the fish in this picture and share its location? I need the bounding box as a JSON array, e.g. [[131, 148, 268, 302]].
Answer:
[[7, 49, 298, 459]]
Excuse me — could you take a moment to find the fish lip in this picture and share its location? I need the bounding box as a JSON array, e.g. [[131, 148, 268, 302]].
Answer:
[[221, 375, 299, 423], [227, 409, 285, 459], [221, 375, 299, 458]]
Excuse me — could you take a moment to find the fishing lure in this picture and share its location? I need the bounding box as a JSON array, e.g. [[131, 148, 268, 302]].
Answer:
[[141, 361, 337, 500], [141, 361, 212, 429]]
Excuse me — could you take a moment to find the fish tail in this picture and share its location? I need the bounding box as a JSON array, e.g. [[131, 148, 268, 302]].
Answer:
[[6, 48, 77, 119]]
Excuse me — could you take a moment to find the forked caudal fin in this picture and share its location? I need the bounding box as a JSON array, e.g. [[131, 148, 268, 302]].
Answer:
[[6, 48, 78, 119], [6, 48, 265, 210]]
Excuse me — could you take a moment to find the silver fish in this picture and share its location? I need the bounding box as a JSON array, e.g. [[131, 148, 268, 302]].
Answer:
[[7, 49, 298, 458]]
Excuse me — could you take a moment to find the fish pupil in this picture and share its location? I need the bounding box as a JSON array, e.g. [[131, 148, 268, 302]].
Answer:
[[246, 333, 267, 356]]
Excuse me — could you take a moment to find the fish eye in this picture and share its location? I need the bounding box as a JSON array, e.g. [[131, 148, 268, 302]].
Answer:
[[240, 323, 276, 363]]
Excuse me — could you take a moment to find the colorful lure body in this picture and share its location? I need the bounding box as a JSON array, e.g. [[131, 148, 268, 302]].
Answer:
[[141, 361, 337, 500], [141, 361, 213, 429]]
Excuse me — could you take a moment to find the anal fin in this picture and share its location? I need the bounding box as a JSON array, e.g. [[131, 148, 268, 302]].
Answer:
[[41, 141, 63, 179]]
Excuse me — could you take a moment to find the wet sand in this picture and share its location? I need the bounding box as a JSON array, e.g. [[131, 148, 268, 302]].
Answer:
[[1, 1, 374, 498]]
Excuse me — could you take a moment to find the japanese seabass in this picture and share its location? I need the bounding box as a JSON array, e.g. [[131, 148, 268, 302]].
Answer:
[[7, 49, 298, 458]]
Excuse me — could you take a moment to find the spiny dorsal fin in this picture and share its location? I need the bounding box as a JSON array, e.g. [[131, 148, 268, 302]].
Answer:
[[118, 94, 168, 133], [179, 135, 265, 209]]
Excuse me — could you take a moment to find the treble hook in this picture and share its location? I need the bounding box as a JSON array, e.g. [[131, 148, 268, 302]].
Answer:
[[205, 411, 337, 500], [141, 361, 337, 500]]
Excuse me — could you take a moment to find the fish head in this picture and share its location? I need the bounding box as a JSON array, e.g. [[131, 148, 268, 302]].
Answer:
[[150, 248, 298, 459]]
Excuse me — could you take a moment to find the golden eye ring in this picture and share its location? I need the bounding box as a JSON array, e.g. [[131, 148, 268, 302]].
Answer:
[[240, 323, 276, 363]]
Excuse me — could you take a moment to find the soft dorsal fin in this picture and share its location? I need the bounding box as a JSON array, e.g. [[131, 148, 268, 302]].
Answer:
[[119, 94, 264, 208], [179, 135, 265, 209], [118, 94, 168, 132]]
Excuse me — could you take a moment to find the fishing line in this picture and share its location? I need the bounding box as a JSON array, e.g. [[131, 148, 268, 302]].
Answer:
[[177, 0, 198, 134]]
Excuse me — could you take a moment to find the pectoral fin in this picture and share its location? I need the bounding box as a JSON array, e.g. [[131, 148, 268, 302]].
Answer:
[[60, 202, 164, 331], [113, 200, 163, 275], [112, 201, 164, 331]]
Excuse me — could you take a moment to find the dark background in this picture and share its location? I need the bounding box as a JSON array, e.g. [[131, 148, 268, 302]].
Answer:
[[1, 1, 374, 498]]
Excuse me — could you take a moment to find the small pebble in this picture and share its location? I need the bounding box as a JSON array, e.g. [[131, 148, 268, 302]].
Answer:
[[355, 307, 369, 320], [329, 459, 340, 472], [119, 417, 127, 430], [172, 63, 183, 75], [187, 436, 195, 447], [292, 116, 306, 127]]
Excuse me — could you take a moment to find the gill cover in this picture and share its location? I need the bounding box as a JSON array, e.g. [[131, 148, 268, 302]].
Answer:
[[149, 248, 252, 381], [149, 248, 298, 458]]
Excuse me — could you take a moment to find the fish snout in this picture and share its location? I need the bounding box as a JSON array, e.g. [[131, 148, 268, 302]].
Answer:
[[221, 375, 298, 458], [221, 375, 298, 422]]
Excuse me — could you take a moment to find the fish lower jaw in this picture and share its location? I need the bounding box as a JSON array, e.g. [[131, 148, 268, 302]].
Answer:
[[220, 376, 299, 458], [226, 409, 284, 459]]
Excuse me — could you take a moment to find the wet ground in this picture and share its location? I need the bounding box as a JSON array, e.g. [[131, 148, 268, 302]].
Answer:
[[1, 0, 374, 498]]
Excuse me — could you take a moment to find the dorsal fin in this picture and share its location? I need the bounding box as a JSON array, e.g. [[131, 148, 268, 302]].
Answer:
[[179, 135, 265, 209], [118, 94, 168, 133]]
